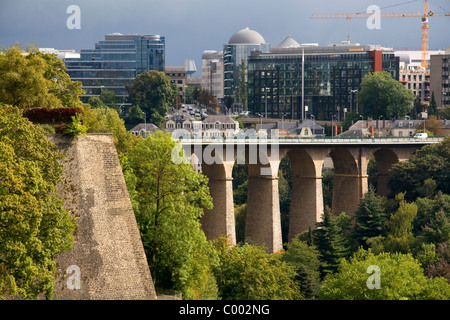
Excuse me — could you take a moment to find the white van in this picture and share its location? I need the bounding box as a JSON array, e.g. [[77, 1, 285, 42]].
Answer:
[[413, 132, 428, 139]]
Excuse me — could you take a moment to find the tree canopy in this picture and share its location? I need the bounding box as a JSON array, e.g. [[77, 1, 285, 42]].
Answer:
[[125, 131, 216, 299], [0, 105, 75, 299], [388, 137, 450, 201], [357, 71, 415, 119], [0, 46, 84, 109], [318, 248, 450, 300], [213, 239, 302, 300], [126, 70, 176, 127]]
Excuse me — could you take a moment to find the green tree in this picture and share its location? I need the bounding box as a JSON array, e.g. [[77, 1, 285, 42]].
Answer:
[[367, 194, 418, 254], [318, 248, 450, 300], [428, 92, 437, 116], [322, 169, 334, 209], [357, 71, 415, 119], [82, 104, 140, 154], [234, 204, 247, 244], [388, 137, 450, 201], [99, 89, 119, 112], [314, 207, 350, 278], [0, 46, 83, 109], [352, 187, 388, 249], [420, 210, 450, 244], [126, 70, 175, 127], [127, 131, 217, 299], [282, 237, 321, 299], [414, 192, 450, 235], [236, 59, 248, 109], [0, 105, 75, 299], [439, 105, 450, 119], [213, 239, 302, 300]]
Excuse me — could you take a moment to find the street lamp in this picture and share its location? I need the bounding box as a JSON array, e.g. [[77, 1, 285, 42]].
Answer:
[[332, 115, 336, 138], [265, 87, 268, 118], [142, 111, 146, 137], [359, 115, 364, 139], [378, 115, 383, 137], [350, 89, 358, 113]]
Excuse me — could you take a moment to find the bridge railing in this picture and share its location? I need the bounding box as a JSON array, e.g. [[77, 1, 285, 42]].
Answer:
[[177, 135, 446, 144]]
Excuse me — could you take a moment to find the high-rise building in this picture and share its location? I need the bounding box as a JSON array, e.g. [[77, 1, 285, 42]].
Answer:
[[64, 33, 165, 104], [247, 38, 399, 120], [430, 48, 450, 109], [201, 50, 224, 101], [395, 50, 445, 105], [223, 28, 270, 104]]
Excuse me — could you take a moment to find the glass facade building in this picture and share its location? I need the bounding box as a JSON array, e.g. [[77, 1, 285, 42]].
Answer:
[[247, 43, 399, 120], [65, 33, 165, 103], [223, 28, 270, 102]]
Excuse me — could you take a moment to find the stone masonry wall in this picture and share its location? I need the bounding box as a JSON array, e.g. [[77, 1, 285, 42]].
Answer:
[[49, 134, 156, 300]]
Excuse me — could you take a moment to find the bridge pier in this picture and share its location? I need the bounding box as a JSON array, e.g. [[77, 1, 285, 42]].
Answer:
[[245, 163, 283, 253], [287, 148, 327, 241], [180, 138, 432, 249], [200, 161, 236, 245]]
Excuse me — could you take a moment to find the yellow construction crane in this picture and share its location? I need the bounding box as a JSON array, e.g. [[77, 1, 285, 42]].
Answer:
[[310, 0, 450, 69]]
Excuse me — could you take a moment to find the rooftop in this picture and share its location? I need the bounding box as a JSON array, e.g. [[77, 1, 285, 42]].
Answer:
[[228, 27, 266, 45]]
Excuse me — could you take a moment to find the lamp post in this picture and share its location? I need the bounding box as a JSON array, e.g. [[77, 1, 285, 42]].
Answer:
[[332, 114, 336, 138], [281, 113, 287, 131], [378, 115, 383, 137], [350, 89, 358, 113], [359, 115, 363, 139], [265, 87, 268, 118]]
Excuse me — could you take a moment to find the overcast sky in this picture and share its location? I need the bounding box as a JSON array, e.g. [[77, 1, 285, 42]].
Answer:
[[1, 0, 449, 76]]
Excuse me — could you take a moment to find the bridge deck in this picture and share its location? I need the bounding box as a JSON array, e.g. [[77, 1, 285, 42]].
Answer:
[[178, 136, 445, 146]]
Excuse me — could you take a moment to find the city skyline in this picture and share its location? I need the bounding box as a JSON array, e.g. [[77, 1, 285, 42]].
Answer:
[[1, 0, 449, 75]]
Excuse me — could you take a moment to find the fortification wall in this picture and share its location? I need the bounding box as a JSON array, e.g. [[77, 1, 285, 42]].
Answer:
[[49, 134, 156, 300]]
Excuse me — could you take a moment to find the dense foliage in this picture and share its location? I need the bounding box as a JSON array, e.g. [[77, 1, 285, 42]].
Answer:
[[0, 105, 75, 299], [357, 71, 415, 119], [318, 248, 450, 300], [0, 46, 83, 109], [126, 70, 176, 127], [388, 137, 450, 201]]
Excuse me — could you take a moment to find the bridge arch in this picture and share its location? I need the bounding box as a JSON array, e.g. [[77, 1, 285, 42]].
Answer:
[[329, 148, 362, 216], [286, 148, 325, 241], [369, 148, 400, 197]]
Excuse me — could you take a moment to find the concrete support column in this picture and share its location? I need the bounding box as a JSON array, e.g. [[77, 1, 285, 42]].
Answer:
[[245, 164, 282, 253], [289, 174, 324, 240], [201, 162, 236, 245], [287, 148, 327, 241], [332, 173, 367, 215]]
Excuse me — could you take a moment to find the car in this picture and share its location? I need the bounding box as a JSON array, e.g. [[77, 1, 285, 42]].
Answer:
[[413, 132, 428, 139]]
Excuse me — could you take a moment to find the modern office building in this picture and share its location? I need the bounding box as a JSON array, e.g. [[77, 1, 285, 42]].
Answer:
[[395, 50, 444, 105], [247, 38, 399, 120], [201, 50, 224, 101], [165, 66, 187, 101], [64, 33, 165, 103], [223, 27, 270, 104], [430, 48, 450, 109]]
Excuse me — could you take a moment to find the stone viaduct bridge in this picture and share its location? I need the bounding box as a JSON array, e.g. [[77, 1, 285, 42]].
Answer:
[[179, 136, 444, 253]]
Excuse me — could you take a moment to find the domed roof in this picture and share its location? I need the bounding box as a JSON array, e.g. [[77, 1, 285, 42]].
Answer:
[[228, 27, 266, 45], [277, 35, 301, 49]]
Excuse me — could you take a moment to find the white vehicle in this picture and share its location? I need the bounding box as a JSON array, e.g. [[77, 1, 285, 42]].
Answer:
[[413, 132, 428, 139]]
